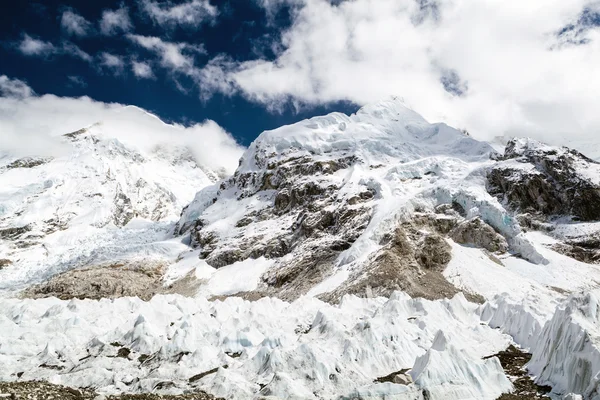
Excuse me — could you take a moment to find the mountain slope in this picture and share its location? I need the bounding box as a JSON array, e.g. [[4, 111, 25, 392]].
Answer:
[[0, 109, 230, 296], [176, 98, 555, 301], [2, 99, 600, 399]]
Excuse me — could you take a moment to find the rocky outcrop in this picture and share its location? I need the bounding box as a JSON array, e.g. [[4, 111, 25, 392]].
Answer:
[[3, 157, 53, 170], [321, 213, 485, 304], [488, 138, 600, 222], [450, 217, 508, 253], [552, 237, 600, 264], [182, 149, 373, 297]]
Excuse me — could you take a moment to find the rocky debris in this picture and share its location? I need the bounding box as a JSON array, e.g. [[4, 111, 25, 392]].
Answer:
[[3, 157, 53, 170], [488, 138, 600, 222], [450, 217, 509, 253], [0, 381, 221, 400], [551, 237, 600, 264], [0, 381, 95, 400], [0, 225, 31, 241], [321, 218, 485, 304], [375, 369, 413, 385], [484, 345, 551, 399], [23, 261, 166, 301], [416, 234, 452, 270], [0, 259, 12, 269]]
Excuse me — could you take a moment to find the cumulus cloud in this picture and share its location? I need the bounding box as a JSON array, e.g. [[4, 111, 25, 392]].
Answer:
[[100, 6, 133, 35], [16, 34, 92, 62], [139, 0, 218, 29], [67, 75, 87, 88], [0, 76, 244, 174], [132, 61, 155, 79], [60, 9, 93, 37], [18, 34, 55, 56], [62, 42, 93, 62], [99, 52, 126, 72], [198, 0, 600, 152], [127, 34, 205, 73], [0, 76, 35, 99]]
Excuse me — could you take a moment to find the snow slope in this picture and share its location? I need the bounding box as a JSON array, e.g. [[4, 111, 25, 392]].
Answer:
[[0, 108, 232, 295]]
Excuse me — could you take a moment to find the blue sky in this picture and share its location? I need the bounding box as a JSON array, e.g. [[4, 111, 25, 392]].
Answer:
[[0, 0, 357, 146], [1, 0, 600, 151]]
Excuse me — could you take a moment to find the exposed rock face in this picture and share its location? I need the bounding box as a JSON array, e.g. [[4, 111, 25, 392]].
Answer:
[[4, 156, 53, 170], [182, 151, 373, 301], [176, 99, 514, 302], [0, 259, 12, 269], [321, 214, 485, 304], [488, 138, 600, 222], [450, 217, 509, 253], [552, 237, 600, 264]]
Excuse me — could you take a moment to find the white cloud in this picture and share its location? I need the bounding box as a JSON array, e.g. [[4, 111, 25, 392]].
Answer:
[[139, 0, 218, 29], [61, 9, 93, 37], [67, 75, 87, 88], [200, 0, 600, 151], [126, 34, 205, 73], [62, 42, 93, 62], [18, 34, 55, 56], [132, 61, 155, 79], [0, 76, 35, 99], [0, 76, 245, 174], [99, 6, 133, 35], [99, 52, 125, 71], [17, 34, 92, 62]]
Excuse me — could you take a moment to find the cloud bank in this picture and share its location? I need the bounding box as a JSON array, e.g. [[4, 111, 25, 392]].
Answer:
[[196, 0, 600, 148], [0, 76, 245, 175]]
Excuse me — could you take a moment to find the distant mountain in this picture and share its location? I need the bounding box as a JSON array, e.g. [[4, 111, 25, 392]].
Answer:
[[0, 108, 224, 294]]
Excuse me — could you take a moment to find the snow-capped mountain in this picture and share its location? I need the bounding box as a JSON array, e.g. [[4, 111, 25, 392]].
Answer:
[[0, 109, 226, 295], [2, 98, 600, 400]]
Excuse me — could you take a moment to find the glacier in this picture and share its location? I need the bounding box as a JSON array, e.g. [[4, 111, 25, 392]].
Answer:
[[1, 98, 600, 399]]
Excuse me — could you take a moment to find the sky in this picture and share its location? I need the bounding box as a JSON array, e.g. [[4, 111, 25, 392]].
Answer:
[[1, 0, 600, 154]]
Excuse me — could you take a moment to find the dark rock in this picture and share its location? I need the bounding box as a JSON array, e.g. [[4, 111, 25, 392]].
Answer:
[[5, 157, 53, 170], [488, 138, 600, 221], [0, 225, 31, 240], [552, 237, 600, 264], [417, 234, 452, 270], [450, 218, 509, 253]]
